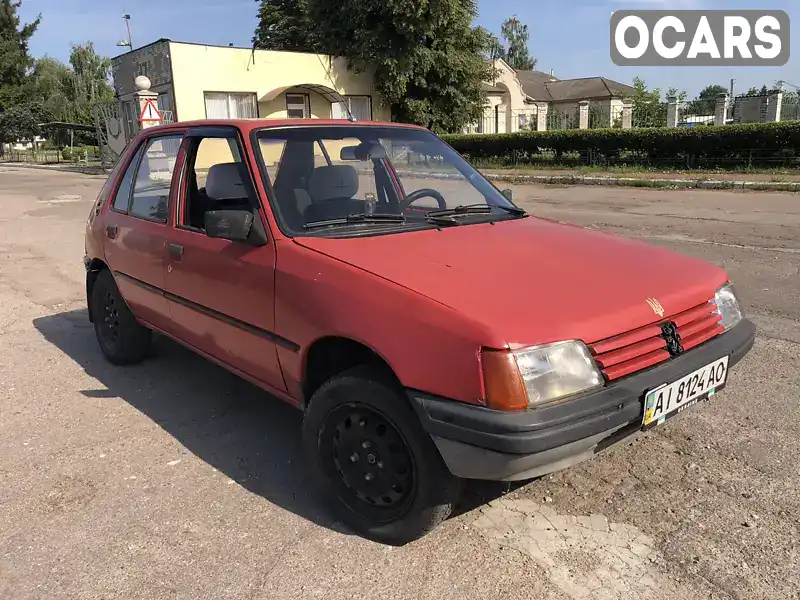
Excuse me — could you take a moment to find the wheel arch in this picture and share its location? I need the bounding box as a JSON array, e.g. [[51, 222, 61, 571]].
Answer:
[[85, 258, 109, 322], [301, 335, 401, 409]]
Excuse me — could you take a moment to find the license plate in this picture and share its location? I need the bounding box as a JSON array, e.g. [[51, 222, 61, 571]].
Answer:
[[642, 356, 729, 429]]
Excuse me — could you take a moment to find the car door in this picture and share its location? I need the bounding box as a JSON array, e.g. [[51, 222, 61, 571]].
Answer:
[[164, 126, 286, 393], [103, 133, 184, 331]]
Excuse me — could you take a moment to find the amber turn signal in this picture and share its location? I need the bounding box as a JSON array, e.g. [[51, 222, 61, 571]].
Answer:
[[481, 348, 529, 411]]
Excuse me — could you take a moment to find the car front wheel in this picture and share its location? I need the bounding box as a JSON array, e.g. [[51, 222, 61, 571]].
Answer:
[[91, 269, 152, 365], [302, 366, 460, 545]]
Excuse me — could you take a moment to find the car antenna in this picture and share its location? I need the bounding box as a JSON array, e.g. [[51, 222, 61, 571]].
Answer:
[[317, 54, 357, 121]]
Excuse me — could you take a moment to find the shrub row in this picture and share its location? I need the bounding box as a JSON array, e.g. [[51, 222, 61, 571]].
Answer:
[[441, 122, 800, 162]]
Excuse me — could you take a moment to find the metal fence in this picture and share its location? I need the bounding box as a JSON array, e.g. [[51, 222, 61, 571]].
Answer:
[[677, 102, 715, 127], [0, 146, 102, 165], [587, 103, 623, 129], [780, 95, 800, 121], [547, 107, 579, 131]]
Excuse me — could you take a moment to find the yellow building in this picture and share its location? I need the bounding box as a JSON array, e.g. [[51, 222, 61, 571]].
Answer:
[[111, 39, 389, 139]]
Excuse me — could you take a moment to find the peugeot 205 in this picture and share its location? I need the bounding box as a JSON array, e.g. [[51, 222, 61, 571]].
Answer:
[[84, 119, 756, 545]]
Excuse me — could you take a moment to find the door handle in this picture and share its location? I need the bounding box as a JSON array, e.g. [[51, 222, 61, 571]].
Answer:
[[106, 225, 118, 239], [168, 243, 184, 259]]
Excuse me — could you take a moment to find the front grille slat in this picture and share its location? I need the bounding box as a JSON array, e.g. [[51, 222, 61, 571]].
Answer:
[[588, 299, 723, 381]]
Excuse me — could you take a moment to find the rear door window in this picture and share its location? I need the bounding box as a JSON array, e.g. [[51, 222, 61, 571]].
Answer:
[[129, 135, 183, 222], [111, 145, 144, 213]]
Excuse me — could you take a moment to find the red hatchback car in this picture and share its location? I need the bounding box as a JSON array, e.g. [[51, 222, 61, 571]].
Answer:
[[84, 119, 755, 544]]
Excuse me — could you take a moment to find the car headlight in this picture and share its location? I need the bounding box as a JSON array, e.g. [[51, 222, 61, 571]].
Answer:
[[482, 341, 604, 411], [713, 283, 743, 330]]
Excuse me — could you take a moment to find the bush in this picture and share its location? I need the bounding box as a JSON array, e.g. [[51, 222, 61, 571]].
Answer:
[[441, 122, 800, 168], [61, 145, 100, 161]]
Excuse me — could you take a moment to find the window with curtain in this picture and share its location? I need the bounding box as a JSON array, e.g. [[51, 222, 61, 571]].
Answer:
[[331, 96, 372, 121], [204, 92, 258, 119]]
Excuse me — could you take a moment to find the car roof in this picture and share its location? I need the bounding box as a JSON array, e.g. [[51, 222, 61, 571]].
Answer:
[[140, 118, 429, 135]]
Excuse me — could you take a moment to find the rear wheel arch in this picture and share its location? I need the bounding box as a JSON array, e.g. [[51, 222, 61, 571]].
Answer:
[[301, 336, 401, 409], [86, 258, 109, 323]]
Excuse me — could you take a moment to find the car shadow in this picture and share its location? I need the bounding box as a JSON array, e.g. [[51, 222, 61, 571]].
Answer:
[[33, 308, 345, 532], [33, 308, 515, 536]]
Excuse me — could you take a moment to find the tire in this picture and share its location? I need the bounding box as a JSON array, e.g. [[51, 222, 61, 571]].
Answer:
[[91, 269, 151, 365], [302, 365, 461, 545]]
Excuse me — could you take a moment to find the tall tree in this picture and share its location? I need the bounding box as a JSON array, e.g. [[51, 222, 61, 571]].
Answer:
[[0, 0, 40, 112], [252, 0, 321, 52], [307, 0, 494, 133], [499, 16, 536, 70], [630, 77, 685, 127], [67, 42, 114, 123]]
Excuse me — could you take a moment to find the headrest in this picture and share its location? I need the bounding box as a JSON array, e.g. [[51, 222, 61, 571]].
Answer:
[[307, 165, 359, 203], [206, 162, 248, 200]]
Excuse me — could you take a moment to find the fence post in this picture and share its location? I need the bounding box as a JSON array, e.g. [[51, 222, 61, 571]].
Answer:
[[714, 94, 729, 126], [496, 104, 507, 133], [578, 100, 590, 129], [621, 99, 633, 128], [666, 96, 679, 127], [536, 102, 548, 131], [765, 91, 783, 122], [134, 76, 161, 130]]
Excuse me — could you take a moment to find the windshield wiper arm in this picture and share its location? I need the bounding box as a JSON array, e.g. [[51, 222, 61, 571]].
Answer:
[[426, 203, 526, 218], [303, 213, 406, 229]]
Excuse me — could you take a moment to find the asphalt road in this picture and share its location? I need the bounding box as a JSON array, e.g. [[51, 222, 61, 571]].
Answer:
[[0, 166, 797, 600]]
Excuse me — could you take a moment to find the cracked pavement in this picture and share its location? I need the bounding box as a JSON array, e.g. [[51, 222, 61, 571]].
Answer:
[[0, 166, 798, 599]]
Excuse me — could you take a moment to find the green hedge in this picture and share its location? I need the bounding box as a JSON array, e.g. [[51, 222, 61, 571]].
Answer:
[[441, 122, 800, 164]]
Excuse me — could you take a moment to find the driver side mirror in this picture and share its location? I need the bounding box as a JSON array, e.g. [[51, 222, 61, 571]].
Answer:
[[501, 188, 513, 201], [205, 209, 253, 242]]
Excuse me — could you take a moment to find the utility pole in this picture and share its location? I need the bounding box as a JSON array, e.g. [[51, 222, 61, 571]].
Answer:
[[729, 78, 735, 99]]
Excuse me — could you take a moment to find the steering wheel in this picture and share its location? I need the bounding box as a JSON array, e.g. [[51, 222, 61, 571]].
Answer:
[[399, 188, 447, 211]]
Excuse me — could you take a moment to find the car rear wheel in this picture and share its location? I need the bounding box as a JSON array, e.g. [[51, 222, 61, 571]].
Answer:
[[302, 366, 461, 545], [91, 269, 151, 365]]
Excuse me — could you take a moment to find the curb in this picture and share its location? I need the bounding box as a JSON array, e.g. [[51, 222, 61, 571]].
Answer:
[[482, 172, 800, 192], [0, 162, 106, 176]]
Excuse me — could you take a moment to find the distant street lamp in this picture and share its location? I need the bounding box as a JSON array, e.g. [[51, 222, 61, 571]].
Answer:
[[117, 12, 133, 51]]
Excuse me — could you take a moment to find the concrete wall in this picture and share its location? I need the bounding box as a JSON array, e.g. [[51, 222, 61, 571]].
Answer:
[[166, 42, 390, 122], [112, 40, 174, 98]]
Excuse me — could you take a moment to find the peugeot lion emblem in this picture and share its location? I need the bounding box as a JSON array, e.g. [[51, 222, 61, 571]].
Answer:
[[646, 297, 665, 317]]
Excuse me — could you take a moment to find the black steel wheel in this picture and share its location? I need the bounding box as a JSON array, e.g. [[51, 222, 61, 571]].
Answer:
[[321, 403, 416, 522], [98, 288, 122, 353], [303, 366, 461, 545], [91, 269, 151, 365]]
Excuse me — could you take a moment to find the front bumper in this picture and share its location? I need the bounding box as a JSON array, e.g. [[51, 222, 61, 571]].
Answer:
[[409, 318, 756, 481]]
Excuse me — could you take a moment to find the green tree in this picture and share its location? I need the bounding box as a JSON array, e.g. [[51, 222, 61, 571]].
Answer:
[[485, 31, 504, 61], [0, 0, 40, 112], [0, 100, 52, 143], [307, 0, 494, 133], [31, 44, 112, 123], [499, 16, 536, 70], [67, 42, 114, 123], [631, 77, 665, 127], [31, 56, 74, 120], [252, 0, 321, 52]]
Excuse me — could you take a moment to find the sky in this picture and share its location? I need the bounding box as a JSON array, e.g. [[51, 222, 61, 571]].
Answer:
[[17, 0, 800, 98]]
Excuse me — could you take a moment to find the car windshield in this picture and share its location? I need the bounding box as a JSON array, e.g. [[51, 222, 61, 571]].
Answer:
[[253, 125, 524, 236]]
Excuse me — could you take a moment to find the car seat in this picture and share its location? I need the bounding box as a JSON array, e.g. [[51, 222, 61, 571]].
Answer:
[[303, 164, 364, 223]]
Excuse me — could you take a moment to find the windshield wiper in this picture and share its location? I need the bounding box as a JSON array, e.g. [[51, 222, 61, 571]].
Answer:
[[426, 203, 526, 218], [304, 213, 406, 229]]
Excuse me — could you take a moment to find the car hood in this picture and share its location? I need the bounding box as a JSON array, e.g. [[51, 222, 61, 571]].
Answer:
[[294, 217, 728, 348]]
